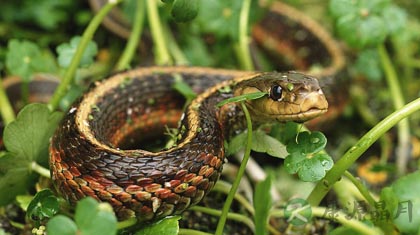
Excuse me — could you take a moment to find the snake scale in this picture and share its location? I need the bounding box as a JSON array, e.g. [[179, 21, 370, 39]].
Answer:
[[49, 67, 328, 221]]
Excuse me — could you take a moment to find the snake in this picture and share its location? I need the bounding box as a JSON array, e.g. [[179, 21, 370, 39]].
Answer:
[[49, 66, 328, 221]]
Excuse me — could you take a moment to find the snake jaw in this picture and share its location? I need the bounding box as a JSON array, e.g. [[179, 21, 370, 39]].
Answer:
[[237, 71, 328, 123]]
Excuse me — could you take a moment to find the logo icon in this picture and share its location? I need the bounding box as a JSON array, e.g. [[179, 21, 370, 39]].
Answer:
[[284, 198, 312, 225]]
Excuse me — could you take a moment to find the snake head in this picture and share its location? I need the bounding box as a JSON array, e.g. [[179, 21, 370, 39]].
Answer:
[[235, 71, 328, 123]]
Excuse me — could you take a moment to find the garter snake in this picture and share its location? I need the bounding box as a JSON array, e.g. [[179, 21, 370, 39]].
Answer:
[[49, 66, 328, 221]]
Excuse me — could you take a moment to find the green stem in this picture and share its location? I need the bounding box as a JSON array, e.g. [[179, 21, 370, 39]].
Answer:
[[378, 44, 410, 176], [215, 102, 253, 235], [31, 161, 51, 178], [9, 220, 25, 230], [343, 171, 376, 207], [192, 206, 255, 231], [0, 79, 16, 125], [178, 229, 213, 235], [236, 0, 254, 70], [306, 97, 420, 207], [162, 23, 189, 65], [213, 180, 255, 215], [311, 207, 383, 235], [117, 217, 137, 230], [114, 0, 145, 71], [147, 0, 172, 65], [48, 0, 121, 111], [270, 207, 383, 235]]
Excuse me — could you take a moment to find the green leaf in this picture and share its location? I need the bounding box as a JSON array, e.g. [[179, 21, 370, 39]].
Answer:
[[172, 74, 197, 103], [329, 0, 358, 18], [6, 40, 51, 81], [3, 103, 62, 163], [385, 171, 420, 233], [227, 130, 287, 158], [0, 153, 31, 206], [75, 197, 117, 235], [24, 0, 73, 30], [251, 130, 287, 158], [171, 0, 199, 22], [135, 216, 181, 235], [216, 91, 267, 107], [381, 5, 407, 34], [195, 0, 242, 39], [328, 226, 365, 235], [286, 132, 327, 155], [296, 153, 333, 182], [47, 215, 78, 235], [354, 49, 382, 81], [284, 132, 332, 182], [226, 131, 247, 156], [253, 175, 272, 235], [56, 36, 98, 68], [27, 189, 59, 221]]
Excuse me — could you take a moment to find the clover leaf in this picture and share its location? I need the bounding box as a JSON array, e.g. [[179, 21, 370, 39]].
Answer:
[[0, 153, 32, 206], [56, 36, 98, 68], [171, 0, 199, 22], [27, 189, 59, 222], [47, 197, 117, 235], [380, 171, 420, 234], [284, 131, 333, 182], [329, 0, 406, 48], [5, 40, 54, 81], [0, 104, 62, 206], [3, 103, 62, 163], [134, 216, 181, 235]]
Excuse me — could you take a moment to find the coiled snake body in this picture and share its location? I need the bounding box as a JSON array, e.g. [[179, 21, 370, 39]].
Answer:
[[49, 67, 328, 221]]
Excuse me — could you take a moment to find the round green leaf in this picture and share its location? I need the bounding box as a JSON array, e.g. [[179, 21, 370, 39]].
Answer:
[[135, 216, 181, 235], [171, 0, 199, 22], [381, 5, 407, 34], [6, 40, 45, 81], [386, 171, 420, 233], [56, 36, 98, 68], [27, 189, 59, 221], [75, 197, 117, 235], [297, 153, 333, 182], [354, 49, 382, 81], [3, 103, 63, 163], [329, 0, 358, 18], [47, 215, 78, 235], [286, 131, 327, 155], [284, 151, 306, 175]]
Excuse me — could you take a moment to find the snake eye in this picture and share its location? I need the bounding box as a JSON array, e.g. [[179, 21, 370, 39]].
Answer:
[[269, 85, 283, 101]]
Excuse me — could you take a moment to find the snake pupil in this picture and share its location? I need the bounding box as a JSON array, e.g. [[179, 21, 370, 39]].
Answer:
[[270, 85, 283, 101]]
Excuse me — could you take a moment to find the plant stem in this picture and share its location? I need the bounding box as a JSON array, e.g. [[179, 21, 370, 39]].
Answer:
[[147, 0, 172, 65], [236, 0, 254, 70], [48, 0, 121, 111], [0, 79, 16, 125], [311, 207, 383, 235], [213, 180, 255, 215], [178, 229, 213, 235], [378, 44, 410, 176], [306, 97, 420, 207], [192, 206, 255, 231], [215, 102, 253, 235], [162, 23, 189, 65], [271, 207, 383, 234], [117, 217, 137, 230], [114, 0, 145, 71], [343, 171, 376, 207], [31, 161, 51, 178]]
